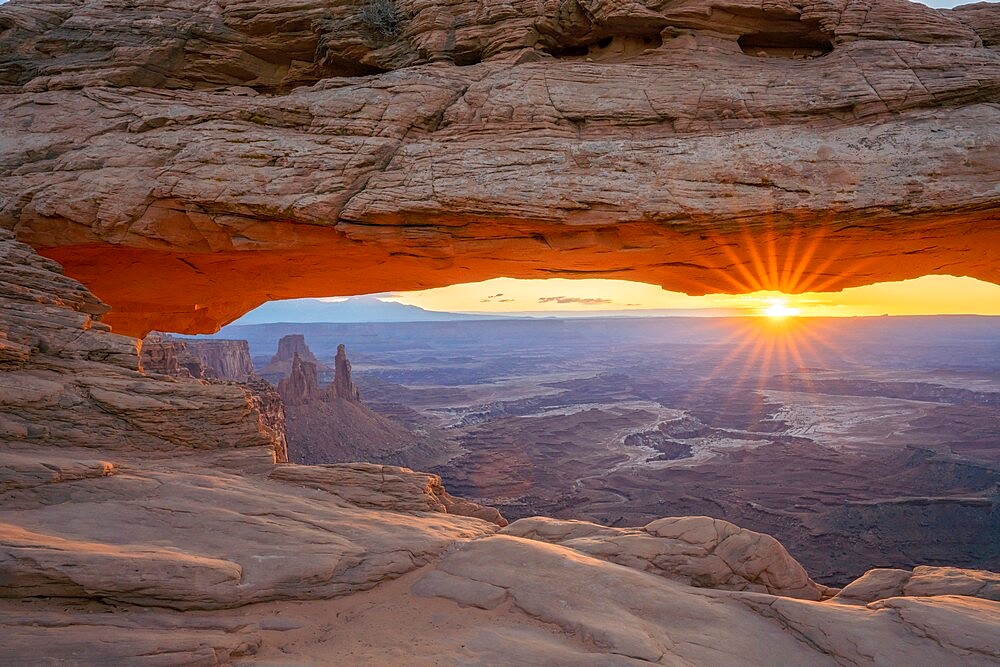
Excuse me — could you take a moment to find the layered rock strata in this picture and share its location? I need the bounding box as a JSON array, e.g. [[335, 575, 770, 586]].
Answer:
[[504, 515, 830, 599], [182, 338, 257, 381], [0, 230, 282, 457], [141, 332, 288, 461], [277, 352, 324, 406], [143, 334, 257, 383], [270, 462, 508, 527], [140, 331, 196, 378], [276, 342, 439, 466], [0, 0, 997, 333], [262, 334, 331, 384]]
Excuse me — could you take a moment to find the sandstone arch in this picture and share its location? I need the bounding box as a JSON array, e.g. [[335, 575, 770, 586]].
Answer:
[[1, 0, 998, 335]]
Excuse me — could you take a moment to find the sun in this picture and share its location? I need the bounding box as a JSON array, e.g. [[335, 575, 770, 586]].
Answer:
[[763, 298, 800, 319]]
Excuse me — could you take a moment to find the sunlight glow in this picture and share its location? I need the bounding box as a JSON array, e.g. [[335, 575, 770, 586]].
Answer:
[[762, 299, 801, 319], [380, 275, 1000, 318]]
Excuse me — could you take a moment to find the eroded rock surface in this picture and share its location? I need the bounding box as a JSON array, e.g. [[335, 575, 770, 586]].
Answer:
[[0, 0, 997, 333], [410, 535, 1000, 665], [262, 334, 332, 384], [0, 229, 282, 456], [836, 565, 1000, 604], [275, 341, 447, 467], [271, 462, 508, 526], [504, 515, 827, 599], [183, 338, 257, 381], [332, 343, 361, 402]]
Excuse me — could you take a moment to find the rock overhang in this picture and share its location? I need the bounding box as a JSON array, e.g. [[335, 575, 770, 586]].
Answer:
[[0, 0, 998, 335]]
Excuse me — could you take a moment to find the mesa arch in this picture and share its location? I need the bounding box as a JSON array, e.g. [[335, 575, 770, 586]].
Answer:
[[1, 0, 999, 335]]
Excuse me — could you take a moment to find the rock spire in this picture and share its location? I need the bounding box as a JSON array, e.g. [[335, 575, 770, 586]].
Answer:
[[331, 343, 361, 402]]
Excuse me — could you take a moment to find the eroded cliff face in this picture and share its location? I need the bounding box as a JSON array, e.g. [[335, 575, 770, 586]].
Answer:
[[262, 333, 331, 383], [1, 0, 998, 334], [0, 229, 283, 457], [182, 338, 257, 381]]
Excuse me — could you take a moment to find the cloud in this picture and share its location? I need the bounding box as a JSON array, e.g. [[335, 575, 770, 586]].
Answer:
[[538, 296, 613, 305], [479, 293, 512, 303]]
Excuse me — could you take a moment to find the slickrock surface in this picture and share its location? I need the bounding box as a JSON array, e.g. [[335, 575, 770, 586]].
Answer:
[[0, 456, 500, 611], [2, 6, 1000, 661], [1, 0, 998, 333], [504, 515, 828, 599], [404, 536, 1000, 666], [1, 607, 263, 665], [271, 462, 508, 527], [836, 564, 1000, 603]]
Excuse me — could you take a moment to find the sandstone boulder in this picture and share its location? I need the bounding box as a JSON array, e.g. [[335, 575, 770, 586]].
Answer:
[[836, 565, 1000, 604], [504, 514, 826, 599]]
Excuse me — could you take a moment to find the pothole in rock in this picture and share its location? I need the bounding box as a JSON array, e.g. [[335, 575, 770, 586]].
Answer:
[[738, 30, 833, 59], [545, 34, 664, 61]]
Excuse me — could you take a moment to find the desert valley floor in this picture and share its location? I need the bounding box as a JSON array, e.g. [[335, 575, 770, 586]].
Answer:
[[214, 315, 1000, 587]]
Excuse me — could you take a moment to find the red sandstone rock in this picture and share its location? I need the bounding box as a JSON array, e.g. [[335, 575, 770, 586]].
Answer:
[[0, 0, 997, 334], [0, 230, 283, 458], [275, 341, 434, 465], [262, 334, 331, 383], [277, 352, 323, 407], [331, 343, 361, 402], [182, 338, 257, 382], [270, 462, 507, 527], [140, 332, 195, 378]]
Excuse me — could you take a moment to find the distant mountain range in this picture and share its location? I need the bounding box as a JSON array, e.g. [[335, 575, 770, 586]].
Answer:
[[230, 296, 512, 324], [230, 296, 749, 324]]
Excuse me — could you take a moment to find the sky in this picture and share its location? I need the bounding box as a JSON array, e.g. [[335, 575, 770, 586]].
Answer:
[[374, 275, 1000, 318]]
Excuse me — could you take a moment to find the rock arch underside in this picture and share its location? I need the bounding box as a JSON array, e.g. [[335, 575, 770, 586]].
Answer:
[[1, 0, 999, 334], [2, 0, 1000, 664]]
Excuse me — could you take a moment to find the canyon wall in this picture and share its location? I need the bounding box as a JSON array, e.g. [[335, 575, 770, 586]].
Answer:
[[183, 339, 257, 381], [0, 0, 997, 334], [0, 229, 283, 457]]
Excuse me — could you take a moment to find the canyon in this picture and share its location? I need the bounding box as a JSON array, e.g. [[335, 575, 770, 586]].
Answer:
[[1, 0, 1000, 662], [273, 337, 449, 465], [221, 316, 1000, 588]]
